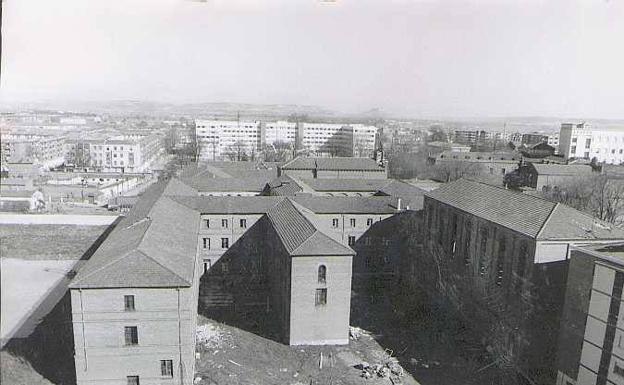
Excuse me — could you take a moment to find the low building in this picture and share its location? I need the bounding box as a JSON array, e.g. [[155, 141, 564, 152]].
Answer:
[[278, 157, 387, 180], [412, 179, 624, 384], [432, 151, 521, 183], [512, 163, 596, 191], [556, 243, 624, 385]]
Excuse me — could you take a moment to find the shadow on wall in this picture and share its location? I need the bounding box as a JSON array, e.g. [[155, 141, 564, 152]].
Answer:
[[2, 217, 121, 385], [198, 219, 281, 343]]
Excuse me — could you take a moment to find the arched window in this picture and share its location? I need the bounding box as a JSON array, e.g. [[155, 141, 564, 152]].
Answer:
[[318, 265, 327, 284]]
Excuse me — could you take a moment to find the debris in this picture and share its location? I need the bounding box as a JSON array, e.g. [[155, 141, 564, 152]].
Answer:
[[349, 326, 369, 341], [196, 324, 226, 349], [228, 359, 242, 367], [358, 361, 405, 379], [193, 376, 202, 384]]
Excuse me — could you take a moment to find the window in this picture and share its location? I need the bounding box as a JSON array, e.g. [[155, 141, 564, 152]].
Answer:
[[221, 262, 229, 273], [315, 288, 327, 306], [318, 265, 326, 284], [367, 218, 373, 226], [204, 219, 210, 228], [161, 360, 173, 377], [571, 146, 576, 154], [221, 219, 228, 228], [364, 237, 372, 246], [203, 259, 211, 273], [463, 220, 472, 265], [496, 236, 506, 286], [127, 376, 140, 385], [572, 137, 577, 143], [350, 218, 356, 227], [332, 218, 339, 228], [516, 241, 529, 293], [124, 295, 135, 311], [478, 228, 488, 276], [203, 238, 210, 249], [221, 238, 229, 249], [124, 326, 138, 345], [450, 214, 458, 257], [614, 362, 624, 377], [585, 138, 591, 149], [501, 168, 506, 175], [240, 219, 247, 228], [348, 236, 356, 246]]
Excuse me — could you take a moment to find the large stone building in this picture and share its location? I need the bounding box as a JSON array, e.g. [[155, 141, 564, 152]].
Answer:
[[195, 119, 379, 161], [68, 174, 411, 384], [408, 179, 624, 385], [556, 243, 624, 385], [278, 156, 387, 180], [559, 122, 624, 164]]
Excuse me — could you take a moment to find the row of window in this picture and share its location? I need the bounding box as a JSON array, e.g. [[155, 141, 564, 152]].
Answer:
[[204, 218, 247, 229], [332, 218, 375, 228], [203, 237, 229, 249]]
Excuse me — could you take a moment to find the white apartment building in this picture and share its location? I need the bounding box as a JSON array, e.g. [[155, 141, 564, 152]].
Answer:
[[0, 131, 66, 168], [69, 135, 163, 173], [195, 120, 378, 161], [559, 123, 624, 164], [548, 133, 560, 152]]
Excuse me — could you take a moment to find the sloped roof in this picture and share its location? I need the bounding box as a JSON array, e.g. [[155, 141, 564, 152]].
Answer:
[[171, 196, 282, 214], [281, 156, 384, 171], [181, 177, 266, 193], [265, 199, 354, 256], [530, 163, 595, 176], [426, 179, 624, 241], [374, 180, 426, 210], [301, 179, 389, 192], [291, 196, 398, 214], [70, 195, 199, 289], [264, 175, 303, 196], [438, 151, 520, 161]]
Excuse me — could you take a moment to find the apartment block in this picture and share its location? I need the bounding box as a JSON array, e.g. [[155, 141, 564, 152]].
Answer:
[[195, 119, 378, 161], [559, 123, 624, 164]]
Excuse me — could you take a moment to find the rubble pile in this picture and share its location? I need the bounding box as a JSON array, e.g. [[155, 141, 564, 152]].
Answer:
[[349, 326, 368, 341], [196, 323, 225, 349]]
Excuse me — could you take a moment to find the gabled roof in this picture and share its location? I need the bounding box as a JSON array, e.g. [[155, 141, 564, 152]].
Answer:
[[374, 180, 426, 210], [281, 156, 385, 172], [180, 177, 267, 193], [265, 199, 354, 256], [301, 179, 389, 192], [426, 179, 624, 241], [70, 195, 199, 289]]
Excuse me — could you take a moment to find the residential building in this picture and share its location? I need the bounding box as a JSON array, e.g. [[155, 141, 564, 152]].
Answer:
[[548, 132, 560, 153], [559, 123, 624, 164], [432, 151, 521, 182], [195, 120, 379, 161], [411, 179, 624, 384], [510, 163, 596, 191], [521, 133, 549, 146], [556, 243, 624, 385], [0, 131, 66, 168], [278, 156, 387, 180]]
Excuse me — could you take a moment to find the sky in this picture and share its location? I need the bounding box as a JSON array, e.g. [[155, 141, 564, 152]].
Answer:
[[1, 0, 623, 118]]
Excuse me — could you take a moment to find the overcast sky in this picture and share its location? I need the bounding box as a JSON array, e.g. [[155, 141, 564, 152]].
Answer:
[[1, 0, 623, 118]]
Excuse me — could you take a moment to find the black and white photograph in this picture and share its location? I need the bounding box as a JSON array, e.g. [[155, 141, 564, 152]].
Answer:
[[0, 1, 623, 384]]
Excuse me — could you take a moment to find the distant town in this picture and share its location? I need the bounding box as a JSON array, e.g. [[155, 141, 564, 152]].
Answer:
[[1, 107, 624, 385]]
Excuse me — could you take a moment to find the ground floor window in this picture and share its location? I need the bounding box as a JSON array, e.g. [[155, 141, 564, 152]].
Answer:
[[127, 376, 139, 385], [161, 360, 173, 377]]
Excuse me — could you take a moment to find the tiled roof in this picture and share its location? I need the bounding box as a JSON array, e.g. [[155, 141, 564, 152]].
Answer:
[[301, 179, 389, 192], [374, 180, 426, 210], [281, 156, 384, 171], [263, 175, 303, 196], [181, 177, 266, 193], [438, 151, 520, 161], [291, 196, 398, 214], [171, 196, 282, 214], [266, 199, 354, 256], [70, 195, 199, 289], [427, 179, 624, 240], [530, 163, 595, 176]]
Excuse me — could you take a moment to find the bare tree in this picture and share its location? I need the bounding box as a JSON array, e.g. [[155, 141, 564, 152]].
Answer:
[[431, 161, 482, 183]]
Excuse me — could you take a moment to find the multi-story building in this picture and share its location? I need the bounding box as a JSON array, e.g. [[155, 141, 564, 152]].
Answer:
[[548, 132, 560, 153], [0, 131, 66, 168], [410, 179, 624, 385], [559, 122, 624, 164], [195, 120, 379, 161], [556, 243, 624, 385], [68, 175, 410, 384], [521, 133, 549, 146], [67, 134, 163, 173]]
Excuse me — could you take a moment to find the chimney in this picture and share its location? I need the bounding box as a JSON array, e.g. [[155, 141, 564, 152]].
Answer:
[[397, 198, 402, 211]]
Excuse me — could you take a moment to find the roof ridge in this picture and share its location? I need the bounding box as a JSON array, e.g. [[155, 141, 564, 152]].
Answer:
[[535, 202, 559, 240]]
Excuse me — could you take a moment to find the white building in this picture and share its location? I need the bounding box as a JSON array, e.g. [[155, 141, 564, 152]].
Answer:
[[195, 119, 379, 161], [559, 123, 624, 164]]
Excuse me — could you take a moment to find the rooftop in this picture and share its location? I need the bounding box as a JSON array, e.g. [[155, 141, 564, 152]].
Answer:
[[426, 178, 624, 240], [530, 163, 595, 176], [281, 157, 385, 172]]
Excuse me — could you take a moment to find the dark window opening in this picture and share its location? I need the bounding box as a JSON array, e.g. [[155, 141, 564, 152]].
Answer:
[[315, 288, 327, 306], [318, 265, 326, 284], [124, 326, 138, 345], [161, 360, 173, 377], [124, 295, 135, 311]]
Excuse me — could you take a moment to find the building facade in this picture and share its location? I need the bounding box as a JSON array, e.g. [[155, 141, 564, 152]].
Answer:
[[559, 123, 624, 164], [195, 119, 379, 161], [556, 244, 624, 385]]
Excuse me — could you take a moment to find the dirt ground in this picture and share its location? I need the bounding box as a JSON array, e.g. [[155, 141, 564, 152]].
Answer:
[[0, 351, 54, 385], [194, 315, 420, 385]]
